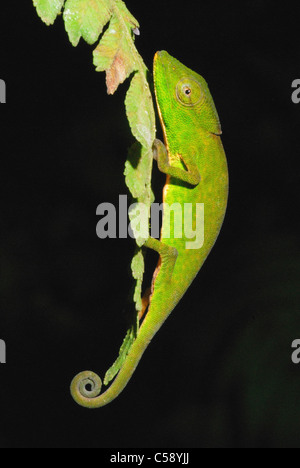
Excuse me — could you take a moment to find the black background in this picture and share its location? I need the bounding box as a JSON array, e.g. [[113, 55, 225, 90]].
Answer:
[[0, 1, 299, 448]]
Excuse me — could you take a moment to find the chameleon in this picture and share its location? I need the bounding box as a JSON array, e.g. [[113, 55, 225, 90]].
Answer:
[[70, 50, 229, 408]]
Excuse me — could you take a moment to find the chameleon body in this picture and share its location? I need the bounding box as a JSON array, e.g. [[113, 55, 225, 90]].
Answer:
[[70, 51, 229, 408]]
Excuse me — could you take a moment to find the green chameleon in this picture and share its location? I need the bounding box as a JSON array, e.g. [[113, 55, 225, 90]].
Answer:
[[70, 51, 229, 408]]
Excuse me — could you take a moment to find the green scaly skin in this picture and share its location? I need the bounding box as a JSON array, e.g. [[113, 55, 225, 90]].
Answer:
[[70, 51, 229, 408]]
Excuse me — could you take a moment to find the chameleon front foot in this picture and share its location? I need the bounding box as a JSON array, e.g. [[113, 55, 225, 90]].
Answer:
[[70, 370, 103, 408]]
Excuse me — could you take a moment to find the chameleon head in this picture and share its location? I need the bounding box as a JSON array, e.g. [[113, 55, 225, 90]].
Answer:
[[153, 51, 222, 137]]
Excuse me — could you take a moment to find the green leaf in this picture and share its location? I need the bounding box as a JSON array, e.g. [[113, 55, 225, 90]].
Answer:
[[128, 202, 149, 247], [114, 0, 140, 31], [63, 0, 112, 46], [33, 0, 65, 25], [104, 248, 144, 386], [131, 249, 145, 312], [33, 0, 157, 337], [124, 141, 154, 307], [125, 72, 155, 148], [104, 317, 138, 385], [93, 7, 139, 94], [124, 142, 151, 199]]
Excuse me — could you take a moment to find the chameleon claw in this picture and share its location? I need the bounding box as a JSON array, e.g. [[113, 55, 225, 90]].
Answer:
[[152, 138, 165, 161]]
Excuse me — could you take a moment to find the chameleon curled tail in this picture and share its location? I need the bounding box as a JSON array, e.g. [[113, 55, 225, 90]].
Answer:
[[70, 235, 182, 408], [70, 292, 168, 408]]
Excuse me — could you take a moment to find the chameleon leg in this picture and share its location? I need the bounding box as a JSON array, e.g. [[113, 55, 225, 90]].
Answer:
[[153, 139, 201, 186], [144, 236, 178, 284], [138, 238, 178, 320]]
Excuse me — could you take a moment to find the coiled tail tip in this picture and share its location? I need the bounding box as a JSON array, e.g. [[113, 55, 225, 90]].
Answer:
[[70, 370, 103, 408]]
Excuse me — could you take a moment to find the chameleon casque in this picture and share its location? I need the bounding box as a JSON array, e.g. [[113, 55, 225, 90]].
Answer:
[[70, 50, 229, 408]]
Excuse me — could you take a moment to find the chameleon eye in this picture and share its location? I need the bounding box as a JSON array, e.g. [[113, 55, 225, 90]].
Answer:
[[176, 77, 203, 107]]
